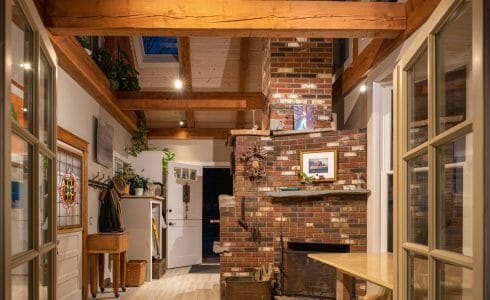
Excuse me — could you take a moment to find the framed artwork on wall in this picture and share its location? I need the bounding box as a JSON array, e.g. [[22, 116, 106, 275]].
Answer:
[[300, 150, 337, 181], [293, 105, 314, 131]]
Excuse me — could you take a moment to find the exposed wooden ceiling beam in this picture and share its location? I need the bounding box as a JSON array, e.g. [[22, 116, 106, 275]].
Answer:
[[118, 92, 266, 111], [178, 37, 195, 128], [236, 37, 250, 129], [148, 128, 230, 140], [50, 34, 137, 132], [339, 0, 441, 95], [45, 0, 406, 38]]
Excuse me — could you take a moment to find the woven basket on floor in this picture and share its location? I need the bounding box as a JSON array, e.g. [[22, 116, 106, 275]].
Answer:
[[126, 260, 147, 287]]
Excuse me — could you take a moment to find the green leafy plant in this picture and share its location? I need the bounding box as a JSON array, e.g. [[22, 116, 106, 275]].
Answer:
[[130, 174, 149, 190], [115, 163, 135, 183], [126, 124, 150, 157], [76, 36, 90, 49], [301, 172, 315, 184], [162, 148, 176, 174], [91, 46, 140, 92]]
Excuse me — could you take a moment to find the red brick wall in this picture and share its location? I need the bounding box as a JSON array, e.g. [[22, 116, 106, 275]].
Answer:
[[221, 129, 367, 278], [267, 38, 333, 131]]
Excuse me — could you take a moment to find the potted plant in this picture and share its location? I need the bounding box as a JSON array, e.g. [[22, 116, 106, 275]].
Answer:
[[301, 172, 317, 190], [131, 174, 148, 196], [115, 163, 135, 195]]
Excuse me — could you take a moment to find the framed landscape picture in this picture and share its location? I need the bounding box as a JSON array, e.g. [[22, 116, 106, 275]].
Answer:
[[300, 150, 337, 181]]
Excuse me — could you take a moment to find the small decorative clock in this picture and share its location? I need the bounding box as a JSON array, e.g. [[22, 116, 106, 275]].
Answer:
[[241, 143, 267, 181]]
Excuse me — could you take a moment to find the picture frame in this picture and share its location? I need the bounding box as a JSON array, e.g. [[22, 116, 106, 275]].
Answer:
[[300, 150, 337, 182]]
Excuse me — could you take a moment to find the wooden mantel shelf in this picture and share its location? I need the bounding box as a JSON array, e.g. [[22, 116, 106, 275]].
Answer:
[[265, 189, 370, 198]]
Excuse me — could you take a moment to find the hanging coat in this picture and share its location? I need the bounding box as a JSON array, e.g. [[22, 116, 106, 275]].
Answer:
[[98, 186, 125, 233]]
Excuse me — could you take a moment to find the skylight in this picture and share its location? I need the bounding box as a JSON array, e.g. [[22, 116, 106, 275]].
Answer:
[[142, 36, 179, 57]]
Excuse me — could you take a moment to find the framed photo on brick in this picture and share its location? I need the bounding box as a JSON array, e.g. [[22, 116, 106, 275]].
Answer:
[[300, 150, 337, 182]]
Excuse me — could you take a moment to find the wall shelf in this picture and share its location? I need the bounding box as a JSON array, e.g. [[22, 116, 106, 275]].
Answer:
[[264, 189, 370, 199]]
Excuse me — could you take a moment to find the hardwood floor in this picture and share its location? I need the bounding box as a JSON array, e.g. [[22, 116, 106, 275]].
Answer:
[[93, 266, 220, 300]]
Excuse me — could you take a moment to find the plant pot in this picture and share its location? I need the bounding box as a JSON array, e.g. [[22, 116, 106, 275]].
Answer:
[[135, 188, 144, 196], [124, 184, 131, 195]]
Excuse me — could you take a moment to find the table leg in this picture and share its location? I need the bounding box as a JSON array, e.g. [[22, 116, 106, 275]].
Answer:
[[89, 254, 97, 298], [113, 253, 121, 298], [336, 270, 352, 300], [98, 254, 105, 292], [120, 251, 127, 292]]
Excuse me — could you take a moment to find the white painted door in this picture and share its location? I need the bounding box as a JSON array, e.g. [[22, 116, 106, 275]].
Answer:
[[167, 162, 203, 268], [57, 231, 83, 300]]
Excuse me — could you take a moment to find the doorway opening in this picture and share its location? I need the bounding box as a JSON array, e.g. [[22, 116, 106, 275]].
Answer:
[[202, 168, 232, 264]]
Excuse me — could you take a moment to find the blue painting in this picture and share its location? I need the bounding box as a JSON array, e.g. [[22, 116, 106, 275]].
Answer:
[[293, 105, 314, 130]]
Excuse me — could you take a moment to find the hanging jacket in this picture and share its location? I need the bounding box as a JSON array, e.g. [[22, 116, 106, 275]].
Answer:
[[98, 186, 125, 233]]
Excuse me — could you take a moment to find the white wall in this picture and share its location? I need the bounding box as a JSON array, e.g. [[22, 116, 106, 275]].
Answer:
[[149, 139, 231, 165], [57, 67, 132, 234]]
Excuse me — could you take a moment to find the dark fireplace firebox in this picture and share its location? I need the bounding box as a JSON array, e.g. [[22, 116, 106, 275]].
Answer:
[[283, 242, 350, 299]]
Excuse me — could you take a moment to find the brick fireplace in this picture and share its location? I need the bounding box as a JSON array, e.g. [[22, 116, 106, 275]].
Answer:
[[219, 38, 368, 297]]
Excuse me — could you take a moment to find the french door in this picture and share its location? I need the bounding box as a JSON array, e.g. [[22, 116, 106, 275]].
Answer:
[[394, 0, 484, 299], [1, 0, 58, 299]]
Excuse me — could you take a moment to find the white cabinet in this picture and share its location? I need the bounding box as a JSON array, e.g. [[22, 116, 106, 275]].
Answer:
[[120, 196, 164, 281]]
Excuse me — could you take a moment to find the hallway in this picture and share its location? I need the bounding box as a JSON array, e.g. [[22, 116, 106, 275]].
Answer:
[[96, 267, 220, 300]]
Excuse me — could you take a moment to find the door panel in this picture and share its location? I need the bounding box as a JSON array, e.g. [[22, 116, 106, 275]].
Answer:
[[57, 231, 82, 300], [167, 162, 203, 268]]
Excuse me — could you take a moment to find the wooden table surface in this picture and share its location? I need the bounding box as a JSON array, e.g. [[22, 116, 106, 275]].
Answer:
[[308, 252, 394, 290]]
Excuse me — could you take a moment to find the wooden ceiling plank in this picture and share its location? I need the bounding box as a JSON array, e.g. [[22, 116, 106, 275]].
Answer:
[[236, 37, 250, 129], [118, 92, 265, 111], [340, 0, 441, 96], [46, 0, 406, 38], [148, 128, 230, 140], [50, 34, 137, 131]]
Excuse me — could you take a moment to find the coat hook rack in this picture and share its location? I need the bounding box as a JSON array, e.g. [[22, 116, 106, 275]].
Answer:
[[89, 172, 112, 190]]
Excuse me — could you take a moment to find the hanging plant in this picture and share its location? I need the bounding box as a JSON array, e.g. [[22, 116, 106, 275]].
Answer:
[[161, 148, 176, 174], [126, 123, 150, 157], [91, 46, 140, 92]]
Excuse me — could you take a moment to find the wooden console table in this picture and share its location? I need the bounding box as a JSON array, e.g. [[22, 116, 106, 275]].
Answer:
[[308, 252, 393, 300], [87, 233, 128, 298]]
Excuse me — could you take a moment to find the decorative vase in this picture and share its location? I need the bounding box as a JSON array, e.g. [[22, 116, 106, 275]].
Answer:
[[124, 184, 131, 195], [135, 188, 144, 196]]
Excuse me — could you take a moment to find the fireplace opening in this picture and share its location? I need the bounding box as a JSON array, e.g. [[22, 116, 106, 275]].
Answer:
[[283, 242, 350, 299]]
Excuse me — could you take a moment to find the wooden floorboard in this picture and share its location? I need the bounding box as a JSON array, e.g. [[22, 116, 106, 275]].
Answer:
[[94, 267, 220, 300]]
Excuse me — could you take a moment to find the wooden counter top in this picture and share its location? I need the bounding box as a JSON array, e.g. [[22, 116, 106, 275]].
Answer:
[[308, 252, 394, 290]]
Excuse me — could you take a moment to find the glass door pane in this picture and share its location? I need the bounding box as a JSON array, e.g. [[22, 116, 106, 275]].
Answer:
[[39, 53, 53, 147], [39, 251, 53, 300], [436, 2, 472, 133], [11, 134, 33, 255], [39, 154, 52, 245], [437, 133, 473, 256], [11, 2, 33, 132], [437, 262, 473, 299], [408, 252, 428, 300], [11, 261, 32, 300], [407, 153, 429, 245], [407, 46, 429, 150]]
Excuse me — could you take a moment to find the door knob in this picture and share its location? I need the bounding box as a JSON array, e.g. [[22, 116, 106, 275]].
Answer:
[[169, 222, 175, 226], [168, 209, 172, 213]]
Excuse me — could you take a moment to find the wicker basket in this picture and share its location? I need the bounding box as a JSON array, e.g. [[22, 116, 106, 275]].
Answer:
[[126, 260, 147, 287]]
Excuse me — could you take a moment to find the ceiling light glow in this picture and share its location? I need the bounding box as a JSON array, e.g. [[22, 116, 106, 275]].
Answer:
[[174, 79, 184, 90], [20, 63, 32, 70], [360, 84, 367, 93]]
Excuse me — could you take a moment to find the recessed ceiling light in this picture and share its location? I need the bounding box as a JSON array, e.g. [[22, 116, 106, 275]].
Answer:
[[360, 84, 367, 93], [174, 79, 184, 90], [22, 108, 28, 112], [179, 120, 186, 127]]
